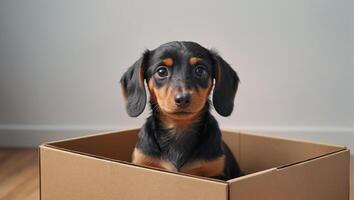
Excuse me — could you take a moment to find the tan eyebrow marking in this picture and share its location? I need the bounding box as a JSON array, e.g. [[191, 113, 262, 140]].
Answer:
[[189, 57, 201, 65], [162, 58, 173, 67]]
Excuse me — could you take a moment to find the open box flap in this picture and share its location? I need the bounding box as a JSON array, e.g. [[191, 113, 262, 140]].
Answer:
[[44, 129, 139, 162], [222, 130, 345, 174], [226, 150, 350, 200]]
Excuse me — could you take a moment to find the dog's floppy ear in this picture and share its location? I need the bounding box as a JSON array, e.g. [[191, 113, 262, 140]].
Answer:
[[210, 50, 240, 116], [120, 50, 149, 117]]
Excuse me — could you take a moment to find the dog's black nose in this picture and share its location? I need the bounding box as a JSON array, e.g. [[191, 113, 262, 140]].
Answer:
[[175, 93, 191, 107]]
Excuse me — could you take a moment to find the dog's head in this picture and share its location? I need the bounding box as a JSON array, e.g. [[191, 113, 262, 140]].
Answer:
[[121, 41, 239, 119]]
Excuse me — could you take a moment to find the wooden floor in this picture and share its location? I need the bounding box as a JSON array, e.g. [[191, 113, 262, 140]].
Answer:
[[0, 149, 39, 200], [0, 149, 353, 200]]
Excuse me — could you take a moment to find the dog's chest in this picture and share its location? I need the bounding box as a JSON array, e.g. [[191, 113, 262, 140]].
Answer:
[[158, 154, 225, 177], [157, 129, 199, 170]]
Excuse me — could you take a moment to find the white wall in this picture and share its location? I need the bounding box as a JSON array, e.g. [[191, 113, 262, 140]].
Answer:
[[0, 0, 353, 148]]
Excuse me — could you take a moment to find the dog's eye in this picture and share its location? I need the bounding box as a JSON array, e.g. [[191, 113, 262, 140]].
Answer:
[[156, 67, 169, 78], [194, 65, 207, 77]]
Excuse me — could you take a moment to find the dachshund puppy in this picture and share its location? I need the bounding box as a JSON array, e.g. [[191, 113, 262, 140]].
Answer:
[[121, 41, 243, 180]]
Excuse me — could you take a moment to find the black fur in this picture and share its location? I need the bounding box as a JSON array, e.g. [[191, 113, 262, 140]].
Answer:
[[211, 51, 240, 116], [120, 51, 149, 117], [121, 41, 243, 180]]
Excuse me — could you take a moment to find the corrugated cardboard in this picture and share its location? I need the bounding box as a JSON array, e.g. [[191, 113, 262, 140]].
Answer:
[[40, 129, 350, 200]]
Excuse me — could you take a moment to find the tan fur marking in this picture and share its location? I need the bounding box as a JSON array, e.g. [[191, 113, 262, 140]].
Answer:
[[150, 84, 190, 128], [152, 80, 213, 129], [160, 160, 177, 172], [147, 79, 156, 102], [154, 85, 171, 109], [132, 148, 162, 168], [180, 155, 225, 177], [189, 57, 201, 65], [162, 58, 173, 67], [132, 148, 177, 171], [153, 80, 212, 115], [190, 79, 212, 110]]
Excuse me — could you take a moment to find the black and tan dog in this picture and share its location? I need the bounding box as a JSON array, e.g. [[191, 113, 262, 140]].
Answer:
[[121, 41, 243, 180]]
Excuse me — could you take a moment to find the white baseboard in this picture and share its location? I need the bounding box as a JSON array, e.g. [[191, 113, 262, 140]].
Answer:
[[0, 125, 132, 147], [0, 125, 353, 150]]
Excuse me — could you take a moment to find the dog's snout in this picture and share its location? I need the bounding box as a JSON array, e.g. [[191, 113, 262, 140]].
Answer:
[[174, 93, 191, 107]]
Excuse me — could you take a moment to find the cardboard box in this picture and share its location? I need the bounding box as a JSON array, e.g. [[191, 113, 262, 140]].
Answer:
[[39, 129, 350, 200]]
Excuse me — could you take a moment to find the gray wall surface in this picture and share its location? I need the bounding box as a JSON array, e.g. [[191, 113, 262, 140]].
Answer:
[[0, 0, 353, 148]]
